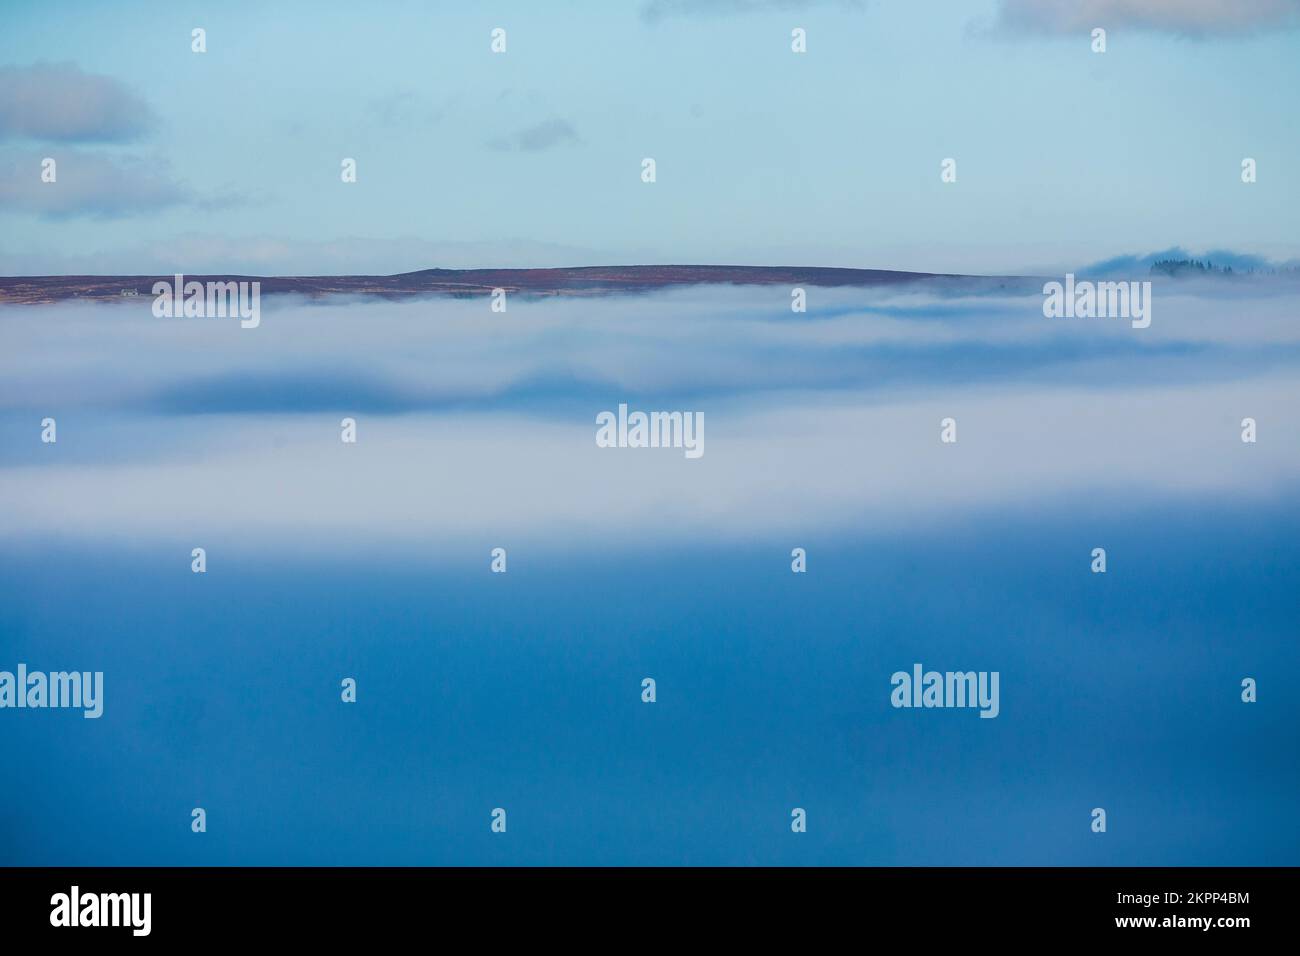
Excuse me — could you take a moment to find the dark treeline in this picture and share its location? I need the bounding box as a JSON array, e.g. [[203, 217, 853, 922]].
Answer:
[[1150, 258, 1300, 277]]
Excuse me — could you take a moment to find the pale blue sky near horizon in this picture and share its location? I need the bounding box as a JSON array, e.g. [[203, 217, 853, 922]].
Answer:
[[1, 0, 1298, 274]]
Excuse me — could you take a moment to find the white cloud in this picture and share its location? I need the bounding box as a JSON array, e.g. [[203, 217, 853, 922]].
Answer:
[[2, 285, 1297, 555]]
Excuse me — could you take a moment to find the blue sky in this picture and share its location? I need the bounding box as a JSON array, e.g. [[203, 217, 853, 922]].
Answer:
[[2, 0, 1299, 274]]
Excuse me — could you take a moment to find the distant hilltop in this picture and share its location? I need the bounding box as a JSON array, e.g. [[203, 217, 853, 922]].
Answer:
[[0, 265, 1036, 305], [1149, 257, 1300, 278]]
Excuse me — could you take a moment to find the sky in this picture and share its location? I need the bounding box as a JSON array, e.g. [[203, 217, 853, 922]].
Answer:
[[1, 0, 1299, 274]]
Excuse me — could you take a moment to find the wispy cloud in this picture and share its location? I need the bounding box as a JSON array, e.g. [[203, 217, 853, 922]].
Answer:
[[363, 90, 454, 129], [0, 150, 189, 219], [0, 62, 156, 143], [488, 118, 581, 152], [0, 234, 598, 275], [642, 0, 863, 22], [995, 0, 1300, 36]]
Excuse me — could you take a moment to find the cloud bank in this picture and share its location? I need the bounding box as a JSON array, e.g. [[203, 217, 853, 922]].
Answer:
[[0, 63, 155, 142], [2, 282, 1298, 554]]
